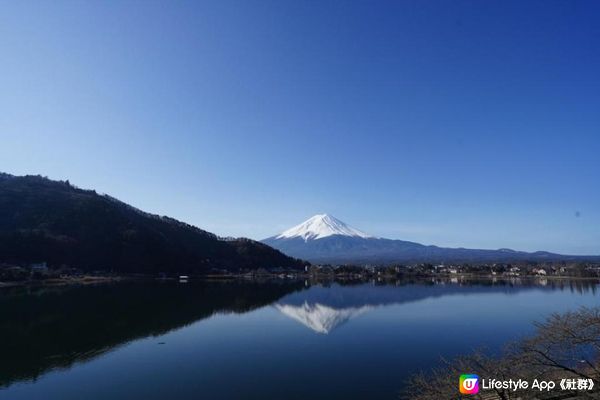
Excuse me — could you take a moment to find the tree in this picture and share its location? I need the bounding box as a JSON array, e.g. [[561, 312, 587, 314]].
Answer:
[[404, 307, 600, 399]]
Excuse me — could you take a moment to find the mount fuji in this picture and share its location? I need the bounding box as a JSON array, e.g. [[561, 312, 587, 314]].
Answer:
[[274, 214, 373, 241], [262, 214, 596, 264]]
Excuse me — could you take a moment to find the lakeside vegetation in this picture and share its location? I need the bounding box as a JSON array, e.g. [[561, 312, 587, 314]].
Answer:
[[404, 307, 600, 399]]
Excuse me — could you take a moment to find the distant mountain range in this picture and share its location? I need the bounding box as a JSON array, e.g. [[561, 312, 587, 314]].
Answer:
[[0, 173, 306, 273], [3, 173, 597, 271], [263, 214, 600, 264]]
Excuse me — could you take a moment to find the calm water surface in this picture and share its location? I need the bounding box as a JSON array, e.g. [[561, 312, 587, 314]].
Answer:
[[1, 278, 599, 399]]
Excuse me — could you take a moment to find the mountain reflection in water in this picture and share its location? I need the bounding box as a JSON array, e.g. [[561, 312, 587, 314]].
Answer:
[[0, 280, 303, 387], [274, 277, 599, 334], [275, 302, 373, 334], [0, 277, 598, 394]]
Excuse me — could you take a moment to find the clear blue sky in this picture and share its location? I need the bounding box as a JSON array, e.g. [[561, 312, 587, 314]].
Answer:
[[1, 1, 599, 254]]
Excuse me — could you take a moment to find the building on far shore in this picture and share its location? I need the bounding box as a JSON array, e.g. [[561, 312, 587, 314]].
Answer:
[[31, 262, 48, 273]]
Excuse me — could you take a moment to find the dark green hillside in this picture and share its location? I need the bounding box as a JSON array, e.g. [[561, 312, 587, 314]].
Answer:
[[0, 173, 306, 273]]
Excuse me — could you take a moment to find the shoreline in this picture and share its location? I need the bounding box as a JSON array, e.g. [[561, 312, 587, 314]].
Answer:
[[0, 275, 132, 289], [2, 272, 599, 289]]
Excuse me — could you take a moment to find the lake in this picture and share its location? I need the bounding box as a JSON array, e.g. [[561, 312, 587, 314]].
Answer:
[[1, 278, 599, 399]]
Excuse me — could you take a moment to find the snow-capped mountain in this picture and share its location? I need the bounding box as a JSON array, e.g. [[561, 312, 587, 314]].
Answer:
[[262, 214, 586, 264], [276, 214, 372, 241]]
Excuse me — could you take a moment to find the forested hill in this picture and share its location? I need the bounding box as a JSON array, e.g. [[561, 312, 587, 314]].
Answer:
[[0, 173, 306, 273]]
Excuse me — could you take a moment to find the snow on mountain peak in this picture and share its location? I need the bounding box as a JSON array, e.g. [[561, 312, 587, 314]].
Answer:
[[275, 214, 372, 241]]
